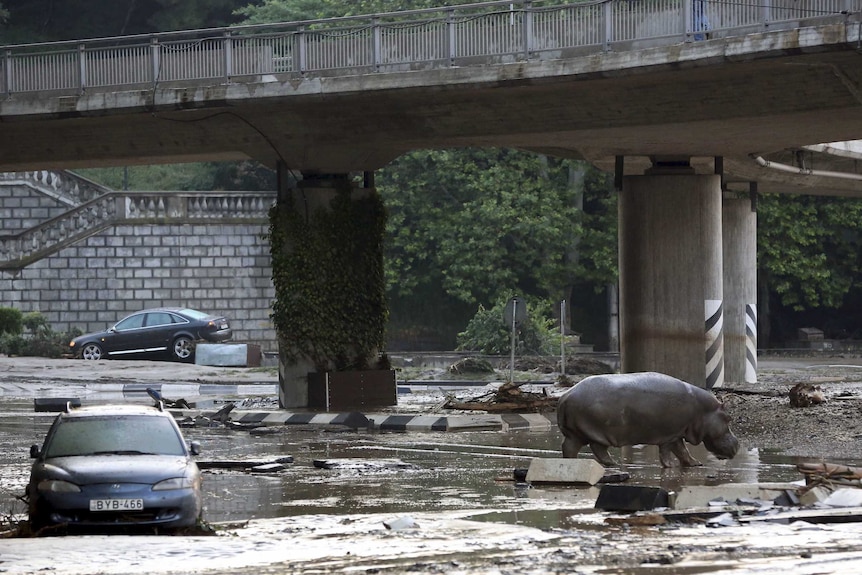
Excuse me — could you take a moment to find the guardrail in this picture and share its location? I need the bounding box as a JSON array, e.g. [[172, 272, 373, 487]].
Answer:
[[1, 0, 859, 97], [0, 189, 276, 271]]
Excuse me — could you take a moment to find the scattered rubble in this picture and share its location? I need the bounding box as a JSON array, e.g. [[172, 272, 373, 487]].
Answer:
[[448, 357, 495, 374], [442, 381, 558, 413], [789, 382, 826, 407], [312, 458, 419, 471]]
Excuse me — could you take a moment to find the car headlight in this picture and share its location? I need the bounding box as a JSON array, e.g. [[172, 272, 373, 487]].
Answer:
[[69, 341, 76, 348], [38, 479, 81, 493], [153, 476, 200, 491]]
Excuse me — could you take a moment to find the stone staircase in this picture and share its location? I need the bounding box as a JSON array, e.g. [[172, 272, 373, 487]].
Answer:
[[0, 171, 276, 272]]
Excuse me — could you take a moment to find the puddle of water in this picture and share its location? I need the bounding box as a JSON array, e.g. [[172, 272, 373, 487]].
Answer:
[[3, 397, 860, 532]]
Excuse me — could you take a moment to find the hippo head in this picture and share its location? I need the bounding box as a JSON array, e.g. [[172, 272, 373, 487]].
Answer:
[[702, 405, 739, 460]]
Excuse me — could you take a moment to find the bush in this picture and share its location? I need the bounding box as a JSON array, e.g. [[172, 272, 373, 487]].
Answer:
[[23, 311, 50, 335], [0, 333, 27, 356], [0, 307, 23, 336], [456, 295, 560, 355], [0, 310, 79, 358]]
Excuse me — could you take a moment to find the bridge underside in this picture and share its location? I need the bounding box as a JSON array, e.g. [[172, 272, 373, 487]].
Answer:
[[2, 22, 862, 194], [3, 20, 861, 397]]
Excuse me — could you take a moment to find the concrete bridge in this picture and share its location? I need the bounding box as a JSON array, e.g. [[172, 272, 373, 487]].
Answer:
[[2, 0, 862, 405]]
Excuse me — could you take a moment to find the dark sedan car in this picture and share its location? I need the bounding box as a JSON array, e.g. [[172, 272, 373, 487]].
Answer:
[[69, 307, 232, 361], [27, 403, 202, 533]]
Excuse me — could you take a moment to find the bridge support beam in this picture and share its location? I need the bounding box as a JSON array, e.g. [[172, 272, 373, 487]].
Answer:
[[722, 194, 757, 384], [618, 166, 724, 388], [272, 168, 387, 408]]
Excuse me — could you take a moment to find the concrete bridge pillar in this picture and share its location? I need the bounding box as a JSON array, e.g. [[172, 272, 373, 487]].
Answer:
[[618, 166, 723, 388], [273, 167, 386, 408], [722, 194, 757, 384]]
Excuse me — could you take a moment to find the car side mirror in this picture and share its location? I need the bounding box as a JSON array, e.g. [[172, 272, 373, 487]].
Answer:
[[30, 444, 41, 458], [189, 441, 201, 456]]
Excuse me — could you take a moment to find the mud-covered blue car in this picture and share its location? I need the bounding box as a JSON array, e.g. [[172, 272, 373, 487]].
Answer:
[[27, 403, 202, 533]]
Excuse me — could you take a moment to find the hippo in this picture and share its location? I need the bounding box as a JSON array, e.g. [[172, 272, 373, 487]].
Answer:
[[557, 372, 739, 468]]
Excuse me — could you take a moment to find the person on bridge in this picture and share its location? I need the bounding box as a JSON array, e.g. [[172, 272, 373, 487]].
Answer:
[[693, 0, 710, 41]]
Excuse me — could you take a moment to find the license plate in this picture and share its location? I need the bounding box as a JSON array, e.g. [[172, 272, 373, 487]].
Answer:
[[89, 498, 144, 512]]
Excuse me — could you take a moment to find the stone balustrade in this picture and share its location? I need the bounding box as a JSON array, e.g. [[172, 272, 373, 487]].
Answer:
[[0, 170, 111, 206], [0, 190, 275, 271]]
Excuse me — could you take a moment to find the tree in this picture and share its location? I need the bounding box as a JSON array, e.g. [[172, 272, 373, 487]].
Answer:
[[379, 148, 583, 306], [757, 193, 862, 344], [235, 0, 469, 25], [0, 0, 246, 43]]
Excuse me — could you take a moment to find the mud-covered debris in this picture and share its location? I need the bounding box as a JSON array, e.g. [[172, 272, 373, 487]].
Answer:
[[198, 456, 294, 471], [789, 382, 825, 407], [312, 458, 418, 471], [443, 381, 557, 413], [448, 357, 494, 374], [798, 461, 862, 487], [146, 387, 191, 409]]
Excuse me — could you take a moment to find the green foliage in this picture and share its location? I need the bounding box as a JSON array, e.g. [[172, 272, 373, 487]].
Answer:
[[576, 169, 618, 288], [0, 311, 77, 358], [0, 307, 22, 336], [0, 333, 25, 356], [235, 0, 469, 24], [456, 295, 560, 355], [22, 311, 49, 335], [0, 0, 245, 42], [269, 185, 388, 371], [758, 194, 862, 311], [379, 149, 584, 306]]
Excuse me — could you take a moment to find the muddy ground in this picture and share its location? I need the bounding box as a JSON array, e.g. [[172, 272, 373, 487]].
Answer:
[[716, 359, 862, 461]]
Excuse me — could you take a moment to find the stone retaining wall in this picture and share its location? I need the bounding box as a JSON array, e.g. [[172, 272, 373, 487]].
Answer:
[[0, 178, 277, 351]]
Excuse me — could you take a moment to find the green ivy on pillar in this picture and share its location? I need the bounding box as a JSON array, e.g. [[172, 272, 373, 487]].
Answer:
[[268, 185, 389, 372]]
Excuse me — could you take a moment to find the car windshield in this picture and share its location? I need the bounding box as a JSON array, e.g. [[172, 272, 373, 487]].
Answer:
[[43, 415, 186, 458]]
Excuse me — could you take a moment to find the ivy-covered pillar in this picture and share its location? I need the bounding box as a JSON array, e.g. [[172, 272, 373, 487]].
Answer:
[[269, 169, 388, 408]]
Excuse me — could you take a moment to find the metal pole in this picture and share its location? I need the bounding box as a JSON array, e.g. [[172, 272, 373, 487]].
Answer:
[[560, 299, 566, 376], [510, 299, 518, 383]]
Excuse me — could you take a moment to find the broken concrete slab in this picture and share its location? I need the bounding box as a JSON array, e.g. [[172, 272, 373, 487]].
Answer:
[[197, 456, 294, 470], [196, 343, 261, 367], [823, 488, 862, 508], [799, 485, 833, 506], [525, 458, 606, 485], [595, 485, 670, 512], [250, 462, 287, 473], [673, 483, 799, 509], [739, 506, 862, 525]]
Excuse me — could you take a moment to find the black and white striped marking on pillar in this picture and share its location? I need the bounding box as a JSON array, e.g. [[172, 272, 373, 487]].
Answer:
[[745, 303, 757, 383], [705, 299, 724, 389]]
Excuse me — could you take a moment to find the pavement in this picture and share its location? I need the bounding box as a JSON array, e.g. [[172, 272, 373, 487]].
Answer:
[[6, 354, 862, 435], [0, 356, 560, 433]]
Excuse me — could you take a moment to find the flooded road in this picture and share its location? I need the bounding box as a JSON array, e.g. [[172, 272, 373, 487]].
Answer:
[[3, 359, 862, 574]]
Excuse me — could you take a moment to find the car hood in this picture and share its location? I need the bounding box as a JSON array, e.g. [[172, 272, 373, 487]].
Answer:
[[35, 455, 197, 484]]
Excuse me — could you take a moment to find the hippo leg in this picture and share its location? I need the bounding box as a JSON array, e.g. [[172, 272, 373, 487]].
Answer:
[[659, 439, 702, 467], [561, 435, 583, 458], [588, 443, 618, 467]]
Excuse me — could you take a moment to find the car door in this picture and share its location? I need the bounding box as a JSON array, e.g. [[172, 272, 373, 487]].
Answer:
[[101, 312, 147, 356], [144, 311, 182, 352]]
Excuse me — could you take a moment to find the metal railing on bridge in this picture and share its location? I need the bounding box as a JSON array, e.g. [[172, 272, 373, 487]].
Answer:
[[1, 0, 860, 96]]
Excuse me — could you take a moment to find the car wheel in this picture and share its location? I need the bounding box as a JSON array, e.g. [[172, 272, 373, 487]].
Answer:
[[81, 343, 103, 360], [172, 336, 195, 362]]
